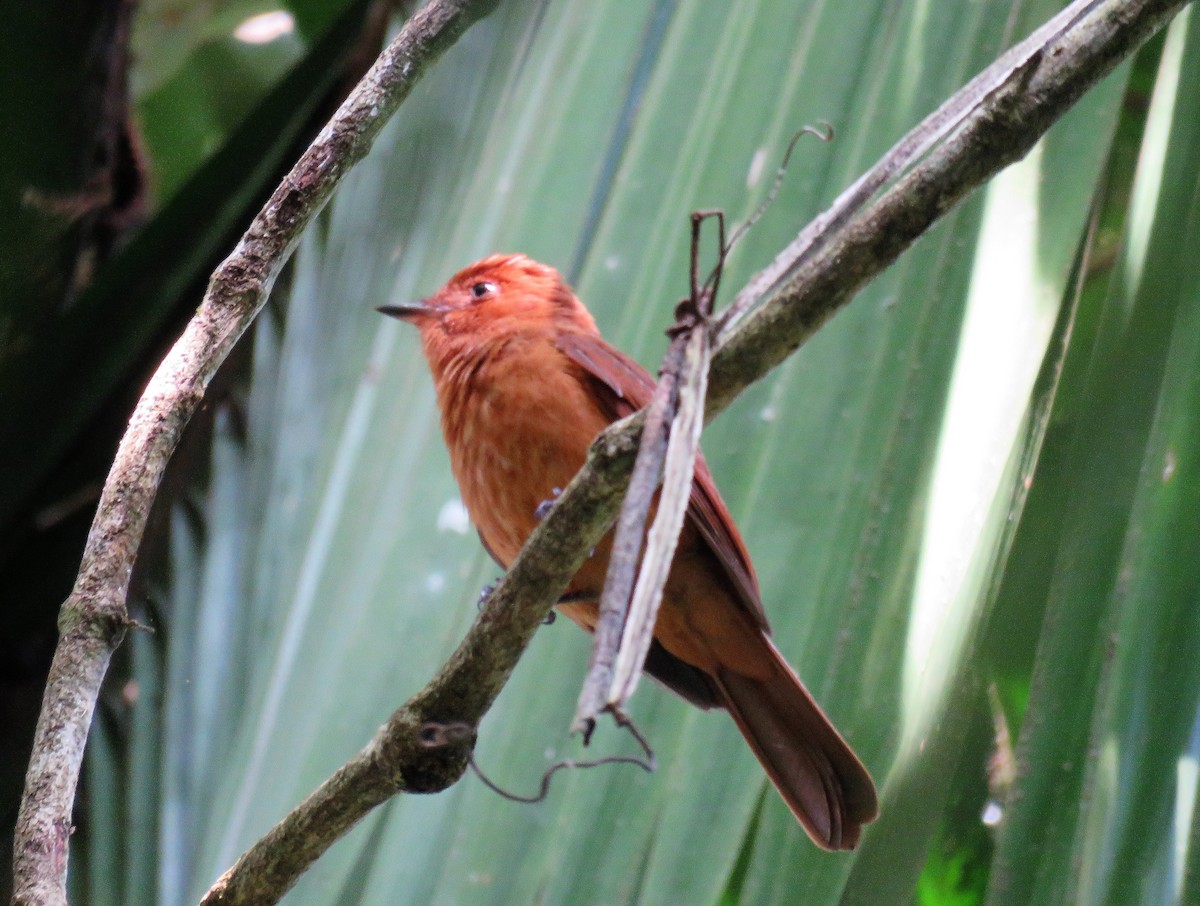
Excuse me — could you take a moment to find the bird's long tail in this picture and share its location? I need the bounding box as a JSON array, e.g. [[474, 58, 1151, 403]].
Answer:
[[713, 638, 878, 850]]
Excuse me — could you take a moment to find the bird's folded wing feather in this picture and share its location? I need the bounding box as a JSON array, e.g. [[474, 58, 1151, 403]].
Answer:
[[555, 331, 768, 630]]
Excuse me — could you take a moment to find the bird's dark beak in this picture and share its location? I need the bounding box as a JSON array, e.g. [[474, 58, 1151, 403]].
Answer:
[[376, 302, 430, 322]]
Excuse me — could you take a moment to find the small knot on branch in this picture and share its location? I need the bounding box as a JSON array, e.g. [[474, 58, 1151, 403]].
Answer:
[[417, 720, 475, 749], [668, 294, 711, 336]]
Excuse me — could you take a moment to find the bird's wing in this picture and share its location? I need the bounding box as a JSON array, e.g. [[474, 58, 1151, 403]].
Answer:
[[556, 331, 768, 629]]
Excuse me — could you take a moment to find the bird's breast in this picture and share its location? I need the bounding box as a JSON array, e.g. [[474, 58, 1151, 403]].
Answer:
[[436, 339, 610, 566]]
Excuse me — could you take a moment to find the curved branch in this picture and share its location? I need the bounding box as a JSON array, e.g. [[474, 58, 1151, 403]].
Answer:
[[9, 2, 501, 905], [707, 0, 1186, 413]]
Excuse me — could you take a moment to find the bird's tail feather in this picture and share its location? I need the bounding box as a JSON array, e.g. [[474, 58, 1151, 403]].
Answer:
[[714, 638, 877, 850]]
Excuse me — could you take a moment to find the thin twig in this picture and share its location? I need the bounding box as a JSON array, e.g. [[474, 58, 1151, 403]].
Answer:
[[719, 124, 832, 268], [572, 211, 722, 735], [9, 2, 501, 905], [605, 212, 719, 714], [419, 720, 655, 804], [571, 338, 678, 739]]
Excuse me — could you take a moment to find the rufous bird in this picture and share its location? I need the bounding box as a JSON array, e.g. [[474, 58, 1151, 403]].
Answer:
[[380, 254, 877, 849]]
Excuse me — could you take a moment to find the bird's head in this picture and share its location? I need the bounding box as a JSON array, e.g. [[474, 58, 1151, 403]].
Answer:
[[378, 255, 598, 345]]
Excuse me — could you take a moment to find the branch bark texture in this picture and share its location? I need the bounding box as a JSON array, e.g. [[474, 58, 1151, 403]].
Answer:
[[195, 0, 1188, 902], [10, 2, 500, 904]]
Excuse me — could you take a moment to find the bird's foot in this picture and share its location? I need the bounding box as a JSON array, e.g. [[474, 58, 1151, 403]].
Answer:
[[479, 579, 557, 624], [477, 580, 498, 610], [534, 486, 563, 520]]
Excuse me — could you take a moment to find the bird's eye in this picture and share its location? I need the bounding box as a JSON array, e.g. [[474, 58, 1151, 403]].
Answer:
[[470, 281, 497, 299]]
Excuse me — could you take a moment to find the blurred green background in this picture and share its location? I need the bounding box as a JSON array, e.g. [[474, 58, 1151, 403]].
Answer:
[[2, 1, 1198, 904]]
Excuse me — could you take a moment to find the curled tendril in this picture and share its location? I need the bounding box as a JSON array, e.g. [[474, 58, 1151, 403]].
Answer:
[[417, 716, 656, 804]]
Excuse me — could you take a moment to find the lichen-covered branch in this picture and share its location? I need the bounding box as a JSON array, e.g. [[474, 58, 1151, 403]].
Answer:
[[10, 2, 500, 904], [194, 1, 1186, 903]]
